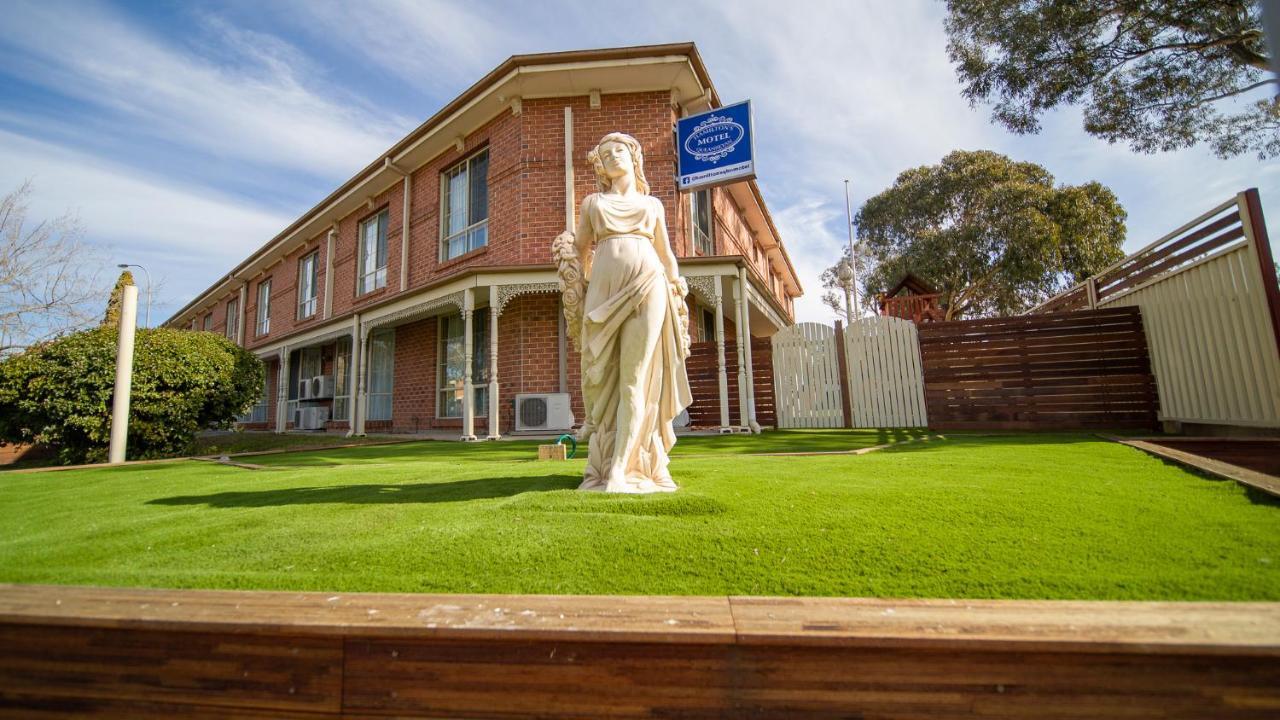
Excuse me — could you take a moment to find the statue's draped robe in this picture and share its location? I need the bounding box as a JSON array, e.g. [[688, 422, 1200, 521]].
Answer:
[[577, 193, 692, 491]]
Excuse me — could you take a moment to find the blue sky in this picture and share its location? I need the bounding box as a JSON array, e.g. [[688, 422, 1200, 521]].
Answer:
[[1, 0, 1276, 326]]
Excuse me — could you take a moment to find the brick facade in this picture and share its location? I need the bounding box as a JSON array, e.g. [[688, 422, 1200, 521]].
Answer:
[[175, 49, 797, 436]]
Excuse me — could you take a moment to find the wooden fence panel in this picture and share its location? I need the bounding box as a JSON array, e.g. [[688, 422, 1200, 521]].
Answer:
[[772, 323, 843, 428], [845, 316, 928, 427], [1031, 189, 1280, 428], [919, 307, 1158, 430], [685, 338, 775, 429]]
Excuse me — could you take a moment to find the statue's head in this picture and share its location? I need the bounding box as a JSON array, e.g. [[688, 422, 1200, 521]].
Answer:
[[588, 132, 649, 195]]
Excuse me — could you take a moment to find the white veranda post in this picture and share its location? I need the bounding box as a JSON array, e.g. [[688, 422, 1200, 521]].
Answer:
[[275, 347, 290, 433], [107, 284, 138, 464], [733, 274, 749, 432], [487, 285, 500, 440], [739, 266, 760, 433], [713, 275, 731, 433], [461, 287, 477, 441]]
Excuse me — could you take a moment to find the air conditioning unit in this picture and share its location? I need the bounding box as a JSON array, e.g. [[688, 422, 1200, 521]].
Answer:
[[297, 378, 313, 400], [296, 406, 329, 431], [310, 375, 335, 399], [514, 393, 574, 432]]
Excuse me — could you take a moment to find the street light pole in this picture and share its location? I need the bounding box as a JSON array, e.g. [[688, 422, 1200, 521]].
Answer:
[[843, 180, 861, 319], [117, 263, 151, 328]]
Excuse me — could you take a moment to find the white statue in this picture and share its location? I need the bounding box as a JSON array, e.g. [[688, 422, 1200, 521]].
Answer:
[[553, 132, 693, 493]]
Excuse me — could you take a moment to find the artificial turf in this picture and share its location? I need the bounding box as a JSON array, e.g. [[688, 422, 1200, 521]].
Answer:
[[0, 430, 1276, 600]]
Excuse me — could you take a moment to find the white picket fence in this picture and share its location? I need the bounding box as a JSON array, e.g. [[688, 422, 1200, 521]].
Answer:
[[772, 322, 844, 428], [771, 317, 928, 429], [845, 316, 929, 427]]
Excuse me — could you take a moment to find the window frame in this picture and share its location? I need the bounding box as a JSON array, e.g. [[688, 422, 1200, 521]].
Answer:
[[256, 279, 271, 336], [436, 312, 488, 419], [691, 188, 713, 256], [225, 297, 239, 341], [438, 147, 490, 261], [297, 250, 319, 319], [357, 209, 389, 296], [202, 313, 213, 332], [366, 327, 395, 422]]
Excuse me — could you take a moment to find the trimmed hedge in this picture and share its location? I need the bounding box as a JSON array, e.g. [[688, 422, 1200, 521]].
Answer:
[[0, 328, 265, 464]]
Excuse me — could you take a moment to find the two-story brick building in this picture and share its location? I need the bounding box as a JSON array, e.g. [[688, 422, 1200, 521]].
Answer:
[[166, 43, 801, 438]]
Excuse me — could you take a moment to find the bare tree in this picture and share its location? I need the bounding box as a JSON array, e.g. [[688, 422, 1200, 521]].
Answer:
[[0, 181, 110, 354]]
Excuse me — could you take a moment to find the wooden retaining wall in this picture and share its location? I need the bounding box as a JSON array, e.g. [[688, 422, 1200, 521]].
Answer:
[[685, 337, 775, 428], [919, 307, 1158, 430], [0, 585, 1277, 718]]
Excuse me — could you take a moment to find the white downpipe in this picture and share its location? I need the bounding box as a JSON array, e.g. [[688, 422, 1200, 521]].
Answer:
[[108, 285, 139, 464]]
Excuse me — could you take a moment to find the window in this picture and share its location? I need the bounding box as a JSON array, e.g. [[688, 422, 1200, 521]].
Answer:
[[691, 188, 713, 255], [358, 210, 388, 295], [436, 312, 488, 418], [699, 308, 716, 343], [256, 280, 271, 335], [367, 328, 395, 421], [297, 251, 319, 318], [225, 298, 239, 341], [202, 313, 213, 332], [440, 149, 489, 260], [241, 376, 269, 423], [333, 337, 351, 421], [287, 347, 321, 423]]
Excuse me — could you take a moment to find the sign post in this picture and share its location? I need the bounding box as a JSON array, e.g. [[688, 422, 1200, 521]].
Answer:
[[676, 100, 756, 192]]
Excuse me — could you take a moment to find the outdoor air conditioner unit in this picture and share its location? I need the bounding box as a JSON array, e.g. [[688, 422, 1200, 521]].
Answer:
[[296, 406, 329, 431], [310, 375, 335, 399], [514, 393, 574, 432], [297, 378, 313, 400]]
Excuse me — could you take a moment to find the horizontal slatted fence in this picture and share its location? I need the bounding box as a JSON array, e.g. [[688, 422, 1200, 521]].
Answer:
[[685, 338, 775, 429], [919, 307, 1158, 430], [1034, 191, 1280, 428]]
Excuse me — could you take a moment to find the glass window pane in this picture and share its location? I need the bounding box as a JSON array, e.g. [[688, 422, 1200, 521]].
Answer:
[[448, 168, 467, 236], [376, 211, 388, 268], [468, 223, 487, 252], [468, 151, 488, 225]]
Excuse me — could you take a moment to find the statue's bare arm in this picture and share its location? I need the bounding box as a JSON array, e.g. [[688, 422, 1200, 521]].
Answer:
[[652, 199, 685, 290]]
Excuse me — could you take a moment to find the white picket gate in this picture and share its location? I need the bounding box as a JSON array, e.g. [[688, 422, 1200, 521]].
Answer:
[[771, 322, 844, 428], [844, 316, 928, 428]]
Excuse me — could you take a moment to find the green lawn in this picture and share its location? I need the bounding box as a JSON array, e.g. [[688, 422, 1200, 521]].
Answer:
[[1, 430, 1276, 600]]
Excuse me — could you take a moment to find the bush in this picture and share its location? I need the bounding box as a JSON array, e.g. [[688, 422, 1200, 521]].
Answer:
[[0, 328, 265, 464]]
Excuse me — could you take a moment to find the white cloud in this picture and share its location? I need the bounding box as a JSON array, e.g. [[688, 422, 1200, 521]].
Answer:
[[279, 0, 521, 96], [0, 129, 292, 321], [0, 0, 412, 180]]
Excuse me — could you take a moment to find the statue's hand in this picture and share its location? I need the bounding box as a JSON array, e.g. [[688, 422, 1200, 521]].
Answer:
[[552, 231, 577, 261], [670, 276, 689, 298]]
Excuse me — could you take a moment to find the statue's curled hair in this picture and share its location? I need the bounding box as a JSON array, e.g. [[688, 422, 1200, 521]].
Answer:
[[587, 132, 649, 195]]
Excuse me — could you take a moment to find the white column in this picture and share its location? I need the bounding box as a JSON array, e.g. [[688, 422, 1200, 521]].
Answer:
[[353, 326, 368, 435], [275, 346, 290, 433], [713, 275, 731, 433], [733, 275, 749, 432], [400, 174, 412, 291], [461, 287, 478, 441], [108, 285, 138, 464], [346, 315, 361, 437], [487, 286, 501, 440], [739, 266, 760, 434], [323, 226, 336, 320]]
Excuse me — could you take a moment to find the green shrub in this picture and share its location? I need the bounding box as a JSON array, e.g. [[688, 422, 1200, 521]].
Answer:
[[0, 328, 265, 464]]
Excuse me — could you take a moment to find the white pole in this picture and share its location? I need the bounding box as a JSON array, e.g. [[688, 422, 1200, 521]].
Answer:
[[843, 180, 861, 318], [108, 285, 139, 464]]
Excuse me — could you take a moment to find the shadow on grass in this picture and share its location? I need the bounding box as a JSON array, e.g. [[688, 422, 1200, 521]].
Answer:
[[147, 474, 580, 508]]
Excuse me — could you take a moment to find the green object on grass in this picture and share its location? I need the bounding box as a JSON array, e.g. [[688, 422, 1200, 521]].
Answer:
[[556, 434, 577, 459], [0, 431, 1276, 600]]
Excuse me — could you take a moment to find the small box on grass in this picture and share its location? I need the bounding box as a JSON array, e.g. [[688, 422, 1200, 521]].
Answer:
[[538, 443, 568, 461]]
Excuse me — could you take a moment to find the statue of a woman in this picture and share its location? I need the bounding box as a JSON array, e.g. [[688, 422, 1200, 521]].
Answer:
[[552, 132, 692, 493]]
